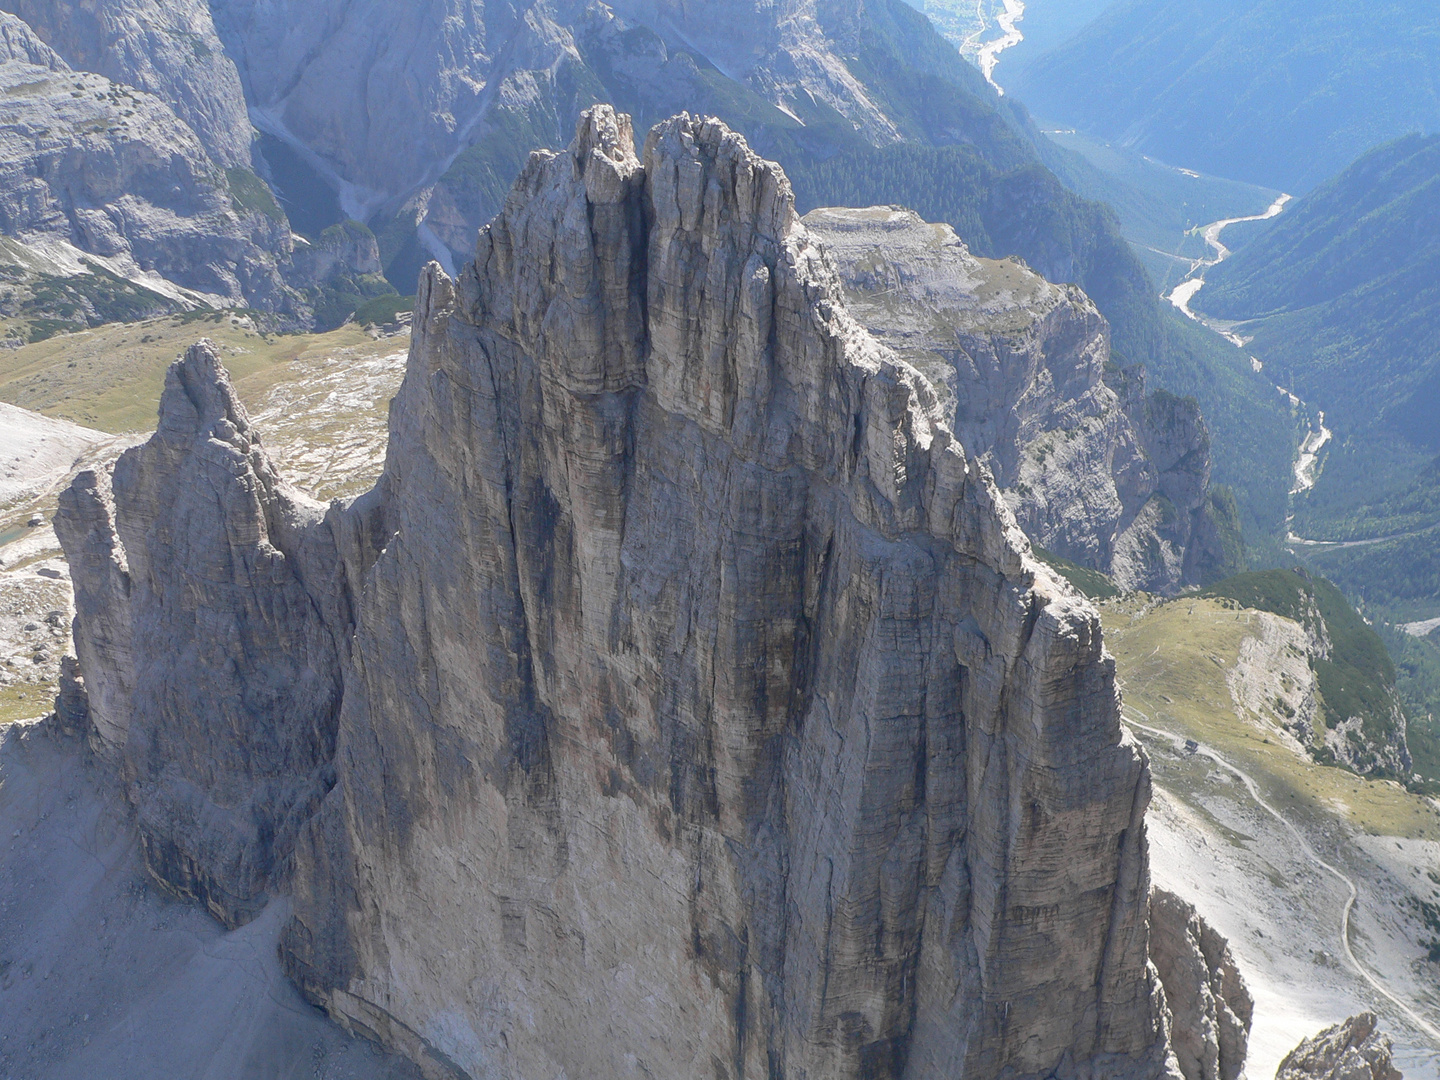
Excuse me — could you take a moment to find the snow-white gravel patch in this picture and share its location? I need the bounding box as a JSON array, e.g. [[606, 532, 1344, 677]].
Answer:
[[0, 402, 109, 510]]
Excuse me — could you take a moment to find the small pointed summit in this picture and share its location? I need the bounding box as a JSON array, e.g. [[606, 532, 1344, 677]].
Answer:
[[573, 104, 637, 168], [156, 338, 254, 449]]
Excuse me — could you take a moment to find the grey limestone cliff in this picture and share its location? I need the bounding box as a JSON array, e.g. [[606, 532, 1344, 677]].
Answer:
[[0, 0, 252, 167], [0, 11, 293, 310], [56, 341, 350, 925], [805, 205, 1238, 594], [1148, 890, 1251, 1080], [61, 109, 1206, 1080], [210, 0, 572, 202], [1276, 1014, 1403, 1080]]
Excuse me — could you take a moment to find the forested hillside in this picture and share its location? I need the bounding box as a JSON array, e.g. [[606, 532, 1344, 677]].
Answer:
[[1201, 134, 1440, 454]]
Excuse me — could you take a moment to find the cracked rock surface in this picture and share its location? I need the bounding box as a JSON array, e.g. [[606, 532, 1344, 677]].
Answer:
[[1276, 1013, 1404, 1080], [1149, 889, 1252, 1080], [0, 11, 292, 309], [0, 0, 253, 167], [807, 205, 1232, 594], [56, 342, 350, 926], [61, 108, 1195, 1080]]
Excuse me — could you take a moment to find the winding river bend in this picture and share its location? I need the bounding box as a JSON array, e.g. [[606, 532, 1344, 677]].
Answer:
[[975, 0, 1025, 93], [1167, 193, 1290, 331], [1164, 196, 1336, 502]]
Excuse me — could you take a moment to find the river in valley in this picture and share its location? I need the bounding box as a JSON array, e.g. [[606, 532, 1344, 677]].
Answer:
[[975, 0, 1025, 92], [1164, 195, 1336, 503]]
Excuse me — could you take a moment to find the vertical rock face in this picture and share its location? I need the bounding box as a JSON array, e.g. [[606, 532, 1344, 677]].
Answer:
[[0, 0, 253, 167], [60, 109, 1193, 1079], [1148, 890, 1252, 1080], [1275, 1014, 1404, 1080], [209, 0, 550, 197], [804, 206, 1237, 593], [56, 342, 350, 926], [275, 107, 1170, 1079], [0, 12, 294, 310]]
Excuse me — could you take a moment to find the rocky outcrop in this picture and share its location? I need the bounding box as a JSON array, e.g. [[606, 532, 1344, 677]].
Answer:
[[1276, 1014, 1403, 1080], [0, 6, 63, 66], [1148, 890, 1251, 1080], [55, 341, 350, 926], [61, 109, 1191, 1079], [0, 0, 253, 166], [276, 105, 1172, 1080], [1204, 568, 1412, 778], [806, 206, 1238, 593], [291, 220, 384, 284], [0, 12, 294, 310]]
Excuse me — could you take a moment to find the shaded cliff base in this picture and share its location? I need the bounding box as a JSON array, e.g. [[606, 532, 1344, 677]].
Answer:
[[0, 700, 1422, 1079], [0, 716, 422, 1080]]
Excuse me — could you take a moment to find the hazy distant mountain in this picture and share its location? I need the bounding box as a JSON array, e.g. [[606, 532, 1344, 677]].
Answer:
[[1009, 0, 1440, 192], [0, 0, 1300, 548], [198, 0, 1170, 362]]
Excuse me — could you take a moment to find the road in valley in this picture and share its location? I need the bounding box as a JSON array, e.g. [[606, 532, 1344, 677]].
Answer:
[[1123, 709, 1440, 1048]]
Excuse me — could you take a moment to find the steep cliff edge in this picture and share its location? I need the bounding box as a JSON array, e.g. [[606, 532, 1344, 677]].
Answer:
[[0, 0, 252, 167], [55, 342, 352, 925], [61, 109, 1192, 1079], [805, 206, 1240, 594], [1149, 890, 1253, 1080]]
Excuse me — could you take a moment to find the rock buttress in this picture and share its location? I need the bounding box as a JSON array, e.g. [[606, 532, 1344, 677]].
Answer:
[[1150, 889, 1252, 1080], [805, 205, 1239, 595], [56, 341, 351, 926], [276, 108, 1176, 1080]]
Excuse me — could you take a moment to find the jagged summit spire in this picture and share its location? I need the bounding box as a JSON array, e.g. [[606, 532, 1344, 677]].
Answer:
[[156, 339, 255, 449], [60, 110, 1182, 1080], [571, 103, 638, 169]]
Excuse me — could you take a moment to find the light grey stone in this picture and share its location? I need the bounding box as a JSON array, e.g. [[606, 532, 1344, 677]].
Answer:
[[0, 0, 253, 166], [60, 108, 1203, 1080], [280, 107, 1175, 1079], [1276, 1013, 1403, 1080], [57, 341, 352, 926], [0, 13, 294, 309], [805, 205, 1226, 594], [1149, 889, 1252, 1080]]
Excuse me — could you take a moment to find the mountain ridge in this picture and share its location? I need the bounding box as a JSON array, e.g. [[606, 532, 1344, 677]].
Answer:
[[56, 106, 1210, 1080]]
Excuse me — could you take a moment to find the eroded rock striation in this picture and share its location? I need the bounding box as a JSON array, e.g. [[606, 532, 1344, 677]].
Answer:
[[0, 0, 253, 167], [1276, 1014, 1404, 1080], [805, 205, 1240, 593], [0, 12, 293, 310], [62, 108, 1205, 1079], [56, 342, 350, 925], [1148, 890, 1251, 1080]]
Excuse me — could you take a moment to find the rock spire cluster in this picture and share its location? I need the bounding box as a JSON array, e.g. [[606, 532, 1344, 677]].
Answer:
[[59, 106, 1220, 1079]]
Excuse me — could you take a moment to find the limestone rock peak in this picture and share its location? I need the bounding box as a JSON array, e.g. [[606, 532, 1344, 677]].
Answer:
[[59, 110, 1215, 1080]]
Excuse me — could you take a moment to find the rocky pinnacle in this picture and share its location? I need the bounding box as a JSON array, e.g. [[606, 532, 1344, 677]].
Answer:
[[60, 109, 1197, 1079]]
